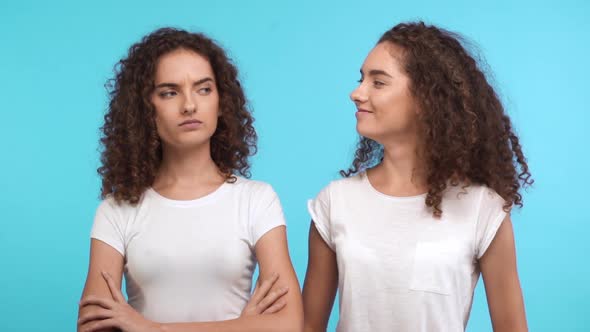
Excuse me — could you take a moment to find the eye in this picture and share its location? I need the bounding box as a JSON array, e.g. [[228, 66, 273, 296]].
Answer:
[[357, 78, 364, 83], [198, 87, 212, 95], [373, 80, 385, 88], [159, 91, 177, 98]]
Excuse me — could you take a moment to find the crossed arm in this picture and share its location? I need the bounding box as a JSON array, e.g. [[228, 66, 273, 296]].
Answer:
[[78, 226, 303, 332]]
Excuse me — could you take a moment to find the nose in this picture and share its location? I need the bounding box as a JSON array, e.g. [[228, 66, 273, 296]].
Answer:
[[350, 83, 367, 105], [182, 95, 196, 115]]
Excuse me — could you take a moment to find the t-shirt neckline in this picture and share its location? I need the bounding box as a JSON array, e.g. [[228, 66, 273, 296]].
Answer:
[[147, 178, 236, 207], [361, 171, 428, 202]]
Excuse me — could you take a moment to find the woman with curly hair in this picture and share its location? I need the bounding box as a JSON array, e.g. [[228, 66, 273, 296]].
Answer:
[[77, 28, 302, 332], [303, 22, 532, 332]]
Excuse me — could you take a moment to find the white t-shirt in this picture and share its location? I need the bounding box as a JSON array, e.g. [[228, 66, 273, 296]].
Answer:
[[91, 177, 286, 323], [307, 172, 507, 332]]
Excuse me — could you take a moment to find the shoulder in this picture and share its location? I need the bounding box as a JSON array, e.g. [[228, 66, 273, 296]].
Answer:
[[333, 172, 364, 189], [96, 195, 125, 215], [95, 193, 146, 220], [230, 176, 276, 195], [442, 183, 505, 215], [316, 172, 365, 196], [444, 183, 501, 200], [231, 176, 272, 191], [232, 176, 273, 190]]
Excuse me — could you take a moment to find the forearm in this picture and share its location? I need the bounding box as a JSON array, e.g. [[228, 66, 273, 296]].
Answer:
[[159, 312, 302, 332], [78, 304, 119, 332]]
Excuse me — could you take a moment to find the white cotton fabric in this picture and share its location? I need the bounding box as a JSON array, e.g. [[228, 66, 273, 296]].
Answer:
[[307, 172, 507, 332], [91, 177, 285, 323]]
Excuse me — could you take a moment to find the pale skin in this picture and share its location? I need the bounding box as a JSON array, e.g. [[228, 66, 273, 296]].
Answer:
[[302, 42, 527, 331], [78, 48, 303, 332]]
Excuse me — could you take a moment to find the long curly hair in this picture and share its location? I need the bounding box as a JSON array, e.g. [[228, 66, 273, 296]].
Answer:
[[342, 22, 533, 216], [98, 28, 257, 204]]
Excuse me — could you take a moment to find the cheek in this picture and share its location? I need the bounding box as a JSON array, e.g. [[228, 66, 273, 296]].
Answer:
[[154, 116, 169, 141], [205, 95, 221, 123], [207, 113, 219, 131], [209, 93, 221, 113], [376, 91, 413, 120], [371, 93, 391, 114], [153, 106, 176, 137]]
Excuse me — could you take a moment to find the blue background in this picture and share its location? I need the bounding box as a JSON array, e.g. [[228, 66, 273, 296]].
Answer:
[[1, 0, 588, 331]]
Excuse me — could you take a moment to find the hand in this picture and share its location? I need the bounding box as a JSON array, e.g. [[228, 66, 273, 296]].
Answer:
[[78, 271, 162, 332], [241, 272, 289, 317]]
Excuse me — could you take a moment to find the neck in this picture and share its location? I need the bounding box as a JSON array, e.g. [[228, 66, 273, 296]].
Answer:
[[154, 142, 224, 190], [370, 133, 427, 196]]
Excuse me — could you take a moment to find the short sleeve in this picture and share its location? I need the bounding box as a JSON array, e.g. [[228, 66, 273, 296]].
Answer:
[[249, 184, 286, 247], [307, 185, 334, 250], [90, 198, 127, 256], [475, 188, 508, 259]]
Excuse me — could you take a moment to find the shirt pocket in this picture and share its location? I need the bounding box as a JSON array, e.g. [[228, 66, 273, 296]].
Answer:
[[409, 241, 459, 295]]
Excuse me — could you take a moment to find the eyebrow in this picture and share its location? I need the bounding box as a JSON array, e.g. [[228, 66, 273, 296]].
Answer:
[[154, 77, 214, 89], [360, 69, 393, 78]]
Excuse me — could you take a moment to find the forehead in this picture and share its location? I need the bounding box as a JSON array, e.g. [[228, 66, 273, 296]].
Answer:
[[362, 42, 405, 74], [154, 49, 214, 82]]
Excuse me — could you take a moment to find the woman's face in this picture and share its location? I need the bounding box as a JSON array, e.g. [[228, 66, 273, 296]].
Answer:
[[350, 42, 419, 143], [151, 48, 220, 150]]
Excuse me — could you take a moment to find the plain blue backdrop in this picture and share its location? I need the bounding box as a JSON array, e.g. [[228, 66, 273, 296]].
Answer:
[[1, 0, 588, 331]]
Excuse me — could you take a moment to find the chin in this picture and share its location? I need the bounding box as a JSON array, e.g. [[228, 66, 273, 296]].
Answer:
[[356, 124, 379, 141], [172, 136, 212, 150]]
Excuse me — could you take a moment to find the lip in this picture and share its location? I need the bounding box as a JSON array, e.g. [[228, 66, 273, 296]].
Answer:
[[355, 108, 373, 116], [179, 119, 203, 127], [179, 119, 203, 129]]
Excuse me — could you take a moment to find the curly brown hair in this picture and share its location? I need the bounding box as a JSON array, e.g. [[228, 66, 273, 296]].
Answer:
[[98, 27, 257, 204], [342, 22, 533, 216]]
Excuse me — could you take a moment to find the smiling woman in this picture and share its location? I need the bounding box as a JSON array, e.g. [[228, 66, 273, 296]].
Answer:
[[303, 22, 531, 332], [78, 28, 303, 332]]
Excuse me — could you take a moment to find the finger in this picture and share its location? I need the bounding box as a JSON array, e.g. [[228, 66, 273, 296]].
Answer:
[[77, 308, 113, 325], [257, 286, 289, 312], [101, 271, 126, 303], [263, 298, 287, 314], [79, 296, 114, 310], [251, 272, 279, 305], [80, 318, 118, 332]]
